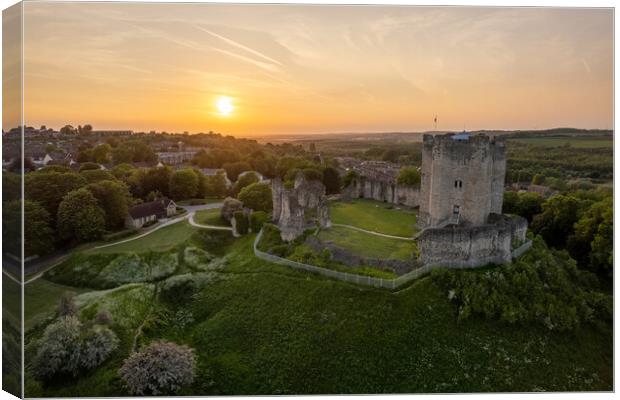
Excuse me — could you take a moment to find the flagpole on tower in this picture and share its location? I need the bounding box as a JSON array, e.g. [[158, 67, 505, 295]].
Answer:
[[434, 115, 437, 130]]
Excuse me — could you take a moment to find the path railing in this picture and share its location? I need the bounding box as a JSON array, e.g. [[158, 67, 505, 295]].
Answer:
[[253, 228, 533, 291]]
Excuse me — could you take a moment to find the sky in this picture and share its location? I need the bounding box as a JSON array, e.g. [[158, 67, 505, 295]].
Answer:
[[14, 3, 614, 136]]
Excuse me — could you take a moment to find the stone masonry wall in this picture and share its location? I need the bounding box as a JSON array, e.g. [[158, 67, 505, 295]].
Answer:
[[416, 214, 527, 268], [418, 133, 506, 228]]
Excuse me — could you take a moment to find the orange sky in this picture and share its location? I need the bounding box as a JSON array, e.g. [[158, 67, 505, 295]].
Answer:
[[16, 3, 614, 136]]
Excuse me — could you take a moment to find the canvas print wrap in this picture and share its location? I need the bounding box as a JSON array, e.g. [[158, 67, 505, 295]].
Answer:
[[1, 2, 614, 397]]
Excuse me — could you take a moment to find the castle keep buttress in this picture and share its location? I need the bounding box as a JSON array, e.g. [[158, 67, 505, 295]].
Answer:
[[418, 133, 506, 228]]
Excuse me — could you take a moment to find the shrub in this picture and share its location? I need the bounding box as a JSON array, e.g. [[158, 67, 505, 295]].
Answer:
[[397, 166, 421, 187], [238, 183, 272, 212], [221, 197, 243, 221], [31, 316, 82, 381], [95, 309, 113, 325], [79, 325, 119, 369], [432, 236, 611, 331], [183, 246, 215, 270], [119, 340, 196, 395], [234, 211, 249, 235], [249, 211, 268, 232]]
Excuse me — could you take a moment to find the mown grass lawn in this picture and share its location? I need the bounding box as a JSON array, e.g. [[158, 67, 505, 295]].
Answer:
[[88, 221, 198, 254], [195, 208, 229, 227], [318, 226, 416, 260], [330, 199, 417, 236]]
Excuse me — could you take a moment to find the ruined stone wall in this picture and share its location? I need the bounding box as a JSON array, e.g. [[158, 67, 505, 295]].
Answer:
[[418, 133, 507, 228], [344, 176, 419, 207], [416, 214, 527, 268], [271, 173, 330, 241]]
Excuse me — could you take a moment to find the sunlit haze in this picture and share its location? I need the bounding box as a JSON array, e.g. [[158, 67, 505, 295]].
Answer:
[[19, 3, 613, 136]]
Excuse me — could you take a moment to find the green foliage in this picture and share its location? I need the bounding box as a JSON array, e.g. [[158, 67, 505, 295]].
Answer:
[[81, 169, 116, 183], [232, 171, 259, 195], [238, 182, 272, 212], [322, 166, 342, 194], [531, 174, 546, 185], [86, 180, 131, 231], [203, 172, 228, 198], [119, 340, 196, 395], [79, 162, 102, 172], [92, 144, 112, 164], [25, 171, 87, 219], [222, 161, 252, 181], [531, 195, 585, 248], [568, 196, 613, 273], [234, 211, 249, 235], [342, 170, 359, 188], [3, 200, 55, 257], [397, 166, 421, 187], [502, 191, 544, 222], [169, 168, 200, 201], [221, 197, 243, 221], [57, 188, 106, 243], [31, 316, 119, 382], [432, 237, 611, 331], [249, 211, 268, 232]]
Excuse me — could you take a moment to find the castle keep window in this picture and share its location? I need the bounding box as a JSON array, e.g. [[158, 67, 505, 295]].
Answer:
[[454, 179, 463, 189]]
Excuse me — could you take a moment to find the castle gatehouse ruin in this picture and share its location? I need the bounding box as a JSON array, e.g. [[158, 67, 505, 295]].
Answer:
[[415, 133, 528, 268], [272, 172, 331, 241]]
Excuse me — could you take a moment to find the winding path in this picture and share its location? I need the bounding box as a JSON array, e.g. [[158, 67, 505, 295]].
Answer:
[[187, 211, 233, 231], [330, 223, 416, 241]]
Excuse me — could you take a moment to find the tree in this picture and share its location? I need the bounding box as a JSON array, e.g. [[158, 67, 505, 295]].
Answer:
[[232, 171, 259, 195], [79, 162, 102, 172], [60, 125, 76, 135], [119, 341, 196, 395], [3, 200, 55, 257], [222, 161, 252, 181], [92, 144, 111, 164], [568, 196, 613, 273], [31, 315, 118, 382], [86, 180, 131, 230], [112, 145, 134, 165], [531, 195, 584, 248], [111, 163, 136, 181], [531, 173, 546, 185], [233, 211, 249, 235], [80, 169, 116, 184], [343, 170, 359, 188], [322, 167, 341, 194], [57, 188, 106, 243], [31, 316, 82, 381], [3, 172, 20, 201], [250, 211, 268, 232], [25, 171, 87, 222], [238, 183, 272, 212], [221, 197, 243, 221], [203, 172, 228, 198], [397, 167, 421, 187], [169, 168, 199, 200]]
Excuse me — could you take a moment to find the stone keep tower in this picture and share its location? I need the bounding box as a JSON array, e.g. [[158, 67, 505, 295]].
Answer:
[[417, 133, 506, 228]]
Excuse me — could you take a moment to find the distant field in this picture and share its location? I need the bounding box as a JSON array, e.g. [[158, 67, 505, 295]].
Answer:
[[318, 226, 416, 260], [88, 221, 197, 254], [330, 199, 417, 237], [509, 136, 612, 148]]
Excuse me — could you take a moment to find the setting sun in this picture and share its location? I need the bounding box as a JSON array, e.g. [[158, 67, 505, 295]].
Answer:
[[215, 96, 234, 117]]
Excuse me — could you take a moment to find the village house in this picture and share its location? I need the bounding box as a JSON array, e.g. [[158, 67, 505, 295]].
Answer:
[[125, 198, 177, 229]]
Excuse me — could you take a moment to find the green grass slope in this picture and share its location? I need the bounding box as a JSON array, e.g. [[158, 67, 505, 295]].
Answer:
[[330, 199, 417, 237], [25, 232, 612, 396]]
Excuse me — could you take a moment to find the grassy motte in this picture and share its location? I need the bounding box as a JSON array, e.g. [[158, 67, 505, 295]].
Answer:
[[318, 226, 416, 260], [330, 199, 417, 236]]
